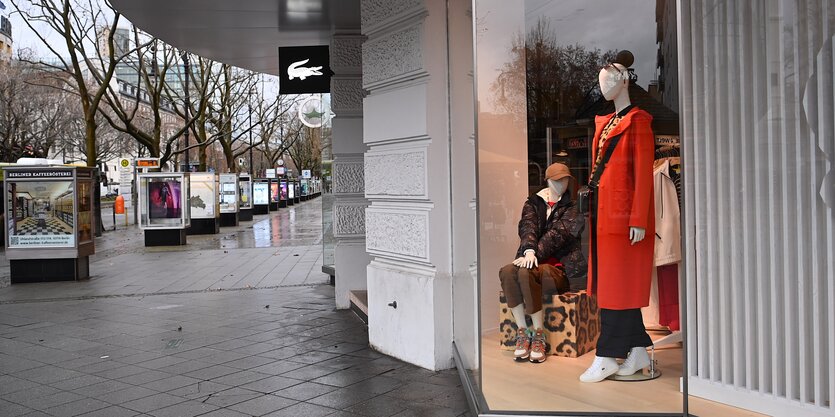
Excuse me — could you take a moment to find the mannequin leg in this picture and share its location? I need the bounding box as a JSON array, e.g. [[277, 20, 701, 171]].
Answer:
[[581, 308, 652, 382], [530, 310, 544, 330], [510, 304, 527, 329]]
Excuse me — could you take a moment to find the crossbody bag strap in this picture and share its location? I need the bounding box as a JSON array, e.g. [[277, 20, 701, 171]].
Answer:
[[589, 133, 624, 187]]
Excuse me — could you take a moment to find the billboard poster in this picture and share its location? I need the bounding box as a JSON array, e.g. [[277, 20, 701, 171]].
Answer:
[[270, 182, 280, 203], [280, 180, 289, 200], [253, 183, 269, 205], [6, 180, 76, 248], [189, 178, 216, 218], [148, 180, 182, 219]]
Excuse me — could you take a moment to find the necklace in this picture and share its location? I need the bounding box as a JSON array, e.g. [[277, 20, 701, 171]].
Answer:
[[591, 113, 623, 173]]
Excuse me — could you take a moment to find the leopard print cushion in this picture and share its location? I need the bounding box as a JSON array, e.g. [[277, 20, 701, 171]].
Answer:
[[499, 290, 600, 358]]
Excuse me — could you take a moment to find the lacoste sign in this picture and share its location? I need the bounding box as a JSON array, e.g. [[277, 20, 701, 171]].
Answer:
[[278, 46, 334, 94]]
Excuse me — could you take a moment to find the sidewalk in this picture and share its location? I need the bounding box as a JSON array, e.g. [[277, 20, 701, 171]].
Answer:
[[0, 199, 471, 417]]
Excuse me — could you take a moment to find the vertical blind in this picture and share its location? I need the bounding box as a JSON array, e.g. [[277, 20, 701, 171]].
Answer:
[[680, 0, 834, 414]]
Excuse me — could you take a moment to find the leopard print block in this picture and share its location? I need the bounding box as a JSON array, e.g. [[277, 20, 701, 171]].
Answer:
[[499, 291, 600, 358]]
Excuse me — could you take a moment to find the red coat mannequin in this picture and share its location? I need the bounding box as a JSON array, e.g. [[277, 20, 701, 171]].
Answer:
[[580, 53, 656, 383]]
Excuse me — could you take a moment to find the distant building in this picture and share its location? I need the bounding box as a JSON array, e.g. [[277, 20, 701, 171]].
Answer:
[[0, 15, 12, 62]]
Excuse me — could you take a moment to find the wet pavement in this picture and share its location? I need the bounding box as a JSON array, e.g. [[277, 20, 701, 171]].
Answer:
[[0, 198, 472, 416]]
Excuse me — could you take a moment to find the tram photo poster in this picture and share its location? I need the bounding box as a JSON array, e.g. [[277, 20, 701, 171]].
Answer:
[[6, 180, 75, 248], [148, 180, 182, 219]]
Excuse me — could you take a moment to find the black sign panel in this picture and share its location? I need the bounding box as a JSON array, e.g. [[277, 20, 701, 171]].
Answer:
[[278, 46, 334, 94]]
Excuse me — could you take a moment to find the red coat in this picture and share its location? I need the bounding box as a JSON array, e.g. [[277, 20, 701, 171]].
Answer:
[[587, 107, 656, 310]]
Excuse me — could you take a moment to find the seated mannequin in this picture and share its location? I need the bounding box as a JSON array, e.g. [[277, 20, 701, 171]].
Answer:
[[499, 163, 587, 363]]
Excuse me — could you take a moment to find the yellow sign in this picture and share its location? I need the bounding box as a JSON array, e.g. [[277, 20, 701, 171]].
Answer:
[[119, 158, 131, 168]]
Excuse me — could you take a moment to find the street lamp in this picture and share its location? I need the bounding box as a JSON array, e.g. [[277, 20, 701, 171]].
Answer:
[[181, 51, 190, 172]]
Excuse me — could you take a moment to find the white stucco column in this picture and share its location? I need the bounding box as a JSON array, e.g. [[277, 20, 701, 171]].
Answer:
[[361, 0, 460, 371], [330, 34, 371, 309]]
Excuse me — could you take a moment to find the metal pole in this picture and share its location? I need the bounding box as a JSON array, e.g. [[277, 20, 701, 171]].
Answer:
[[182, 53, 190, 172], [249, 88, 253, 175]]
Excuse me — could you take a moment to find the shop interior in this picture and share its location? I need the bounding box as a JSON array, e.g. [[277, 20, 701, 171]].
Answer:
[[9, 181, 74, 236]]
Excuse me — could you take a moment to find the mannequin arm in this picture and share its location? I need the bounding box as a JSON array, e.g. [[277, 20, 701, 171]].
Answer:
[[627, 114, 655, 231], [517, 200, 540, 254], [629, 227, 646, 245]]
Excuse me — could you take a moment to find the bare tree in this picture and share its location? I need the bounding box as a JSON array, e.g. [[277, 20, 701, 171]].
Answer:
[[286, 122, 323, 177], [258, 94, 302, 172]]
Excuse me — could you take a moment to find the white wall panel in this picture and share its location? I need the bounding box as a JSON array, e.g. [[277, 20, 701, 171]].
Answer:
[[680, 0, 835, 414]]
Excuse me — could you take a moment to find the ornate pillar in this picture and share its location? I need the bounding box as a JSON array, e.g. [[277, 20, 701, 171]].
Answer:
[[361, 0, 456, 370], [330, 33, 370, 309]]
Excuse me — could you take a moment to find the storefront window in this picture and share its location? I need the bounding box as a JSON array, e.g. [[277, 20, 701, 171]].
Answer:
[[475, 0, 684, 414], [473, 0, 834, 416]]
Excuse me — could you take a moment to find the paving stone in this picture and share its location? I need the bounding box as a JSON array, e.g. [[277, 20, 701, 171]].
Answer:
[[146, 400, 219, 417], [43, 397, 111, 416], [202, 387, 263, 407], [344, 395, 408, 417], [240, 375, 304, 394], [305, 386, 380, 409], [273, 381, 339, 401], [74, 405, 139, 417], [120, 392, 187, 413], [97, 385, 159, 405], [264, 401, 338, 417], [228, 394, 298, 416], [0, 399, 35, 417]]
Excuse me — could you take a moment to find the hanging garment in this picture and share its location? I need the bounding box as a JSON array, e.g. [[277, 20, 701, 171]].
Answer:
[[587, 106, 655, 310], [653, 159, 682, 266], [656, 263, 680, 331]]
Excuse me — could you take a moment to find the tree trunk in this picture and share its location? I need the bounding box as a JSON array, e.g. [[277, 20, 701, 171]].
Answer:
[[85, 116, 103, 237]]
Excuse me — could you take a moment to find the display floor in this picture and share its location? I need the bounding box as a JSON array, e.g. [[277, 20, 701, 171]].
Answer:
[[16, 215, 73, 235], [481, 331, 764, 416]]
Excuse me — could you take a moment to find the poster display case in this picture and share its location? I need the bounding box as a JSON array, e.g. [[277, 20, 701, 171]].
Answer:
[[138, 172, 190, 246], [293, 180, 301, 204], [218, 173, 239, 227], [300, 179, 310, 201], [4, 166, 95, 282], [238, 173, 253, 221], [187, 172, 219, 235], [252, 179, 269, 215], [279, 179, 289, 207], [286, 179, 295, 206], [269, 178, 279, 211]]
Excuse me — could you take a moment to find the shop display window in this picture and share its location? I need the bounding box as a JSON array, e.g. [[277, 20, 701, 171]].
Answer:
[[473, 0, 683, 414]]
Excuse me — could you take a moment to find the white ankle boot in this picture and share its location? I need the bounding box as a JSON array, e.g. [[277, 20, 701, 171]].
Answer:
[[617, 346, 651, 376], [579, 356, 619, 382]]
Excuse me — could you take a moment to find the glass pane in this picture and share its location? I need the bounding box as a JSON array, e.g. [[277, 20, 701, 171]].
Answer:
[[77, 179, 93, 243], [253, 182, 269, 206], [141, 176, 185, 228], [219, 174, 238, 212], [239, 176, 252, 209], [450, 0, 479, 390], [321, 160, 335, 269], [7, 180, 75, 248], [189, 173, 218, 219], [475, 0, 684, 414]]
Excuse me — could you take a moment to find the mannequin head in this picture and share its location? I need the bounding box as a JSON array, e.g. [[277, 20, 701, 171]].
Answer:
[[598, 63, 629, 101], [548, 177, 569, 198]]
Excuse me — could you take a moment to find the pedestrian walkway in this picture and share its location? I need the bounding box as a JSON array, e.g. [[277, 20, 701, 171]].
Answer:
[[0, 198, 471, 417]]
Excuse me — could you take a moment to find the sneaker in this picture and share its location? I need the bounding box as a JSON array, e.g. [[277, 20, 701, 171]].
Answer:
[[579, 356, 619, 382], [513, 328, 531, 361], [616, 346, 651, 376], [529, 328, 547, 363]]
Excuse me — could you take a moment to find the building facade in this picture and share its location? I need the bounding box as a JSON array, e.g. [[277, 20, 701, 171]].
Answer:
[[111, 1, 835, 416]]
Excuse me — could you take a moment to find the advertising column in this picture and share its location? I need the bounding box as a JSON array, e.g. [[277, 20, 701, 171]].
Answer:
[[4, 166, 96, 282], [218, 173, 239, 227]]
